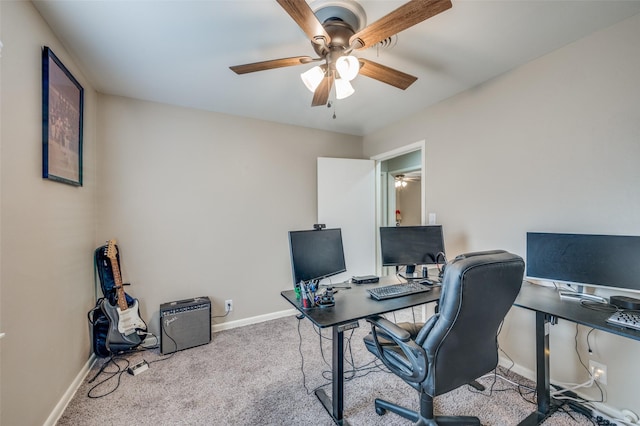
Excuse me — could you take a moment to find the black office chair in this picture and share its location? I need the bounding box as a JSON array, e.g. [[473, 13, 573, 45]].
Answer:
[[364, 250, 524, 425]]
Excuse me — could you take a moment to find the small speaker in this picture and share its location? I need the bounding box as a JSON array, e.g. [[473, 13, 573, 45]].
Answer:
[[160, 296, 211, 354]]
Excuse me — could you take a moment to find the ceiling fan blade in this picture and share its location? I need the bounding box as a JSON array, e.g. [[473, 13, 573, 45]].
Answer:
[[229, 56, 314, 74], [350, 0, 452, 50], [276, 0, 331, 45], [311, 74, 333, 107], [358, 59, 417, 90]]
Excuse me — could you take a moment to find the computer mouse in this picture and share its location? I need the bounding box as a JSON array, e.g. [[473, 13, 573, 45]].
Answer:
[[419, 279, 434, 286]]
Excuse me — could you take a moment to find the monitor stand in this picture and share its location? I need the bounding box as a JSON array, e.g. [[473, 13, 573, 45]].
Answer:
[[399, 264, 419, 280], [557, 285, 607, 304]]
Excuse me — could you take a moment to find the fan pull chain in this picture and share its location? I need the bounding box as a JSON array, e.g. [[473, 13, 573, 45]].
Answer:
[[327, 100, 337, 119]]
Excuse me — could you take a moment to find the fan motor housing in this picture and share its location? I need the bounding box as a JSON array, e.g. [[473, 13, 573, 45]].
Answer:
[[310, 0, 367, 55], [312, 19, 356, 56]]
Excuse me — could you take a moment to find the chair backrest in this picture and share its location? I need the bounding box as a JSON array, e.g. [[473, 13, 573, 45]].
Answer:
[[421, 250, 524, 396]]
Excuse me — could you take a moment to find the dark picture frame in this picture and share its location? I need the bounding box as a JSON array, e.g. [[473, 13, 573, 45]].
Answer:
[[42, 46, 84, 186]]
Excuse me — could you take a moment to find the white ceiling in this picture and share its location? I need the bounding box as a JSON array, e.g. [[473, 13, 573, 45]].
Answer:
[[32, 0, 640, 136]]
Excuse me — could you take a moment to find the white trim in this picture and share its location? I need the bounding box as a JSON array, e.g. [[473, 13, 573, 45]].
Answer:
[[46, 309, 298, 424], [370, 141, 426, 225], [44, 354, 97, 426], [370, 140, 427, 276], [369, 140, 425, 162], [497, 356, 629, 423], [212, 308, 297, 333], [498, 355, 535, 381]]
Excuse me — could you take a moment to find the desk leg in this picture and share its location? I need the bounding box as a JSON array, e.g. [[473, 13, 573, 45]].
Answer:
[[315, 325, 350, 426], [536, 312, 551, 415], [519, 312, 559, 425]]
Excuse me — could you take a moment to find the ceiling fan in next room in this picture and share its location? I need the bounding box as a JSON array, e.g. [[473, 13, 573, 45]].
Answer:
[[394, 173, 420, 188], [230, 0, 452, 107]]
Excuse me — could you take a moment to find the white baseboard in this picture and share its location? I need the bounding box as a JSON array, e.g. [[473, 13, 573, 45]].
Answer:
[[59, 313, 600, 426], [44, 353, 97, 426], [46, 310, 298, 425], [497, 357, 640, 424], [212, 308, 297, 333], [498, 356, 536, 382]]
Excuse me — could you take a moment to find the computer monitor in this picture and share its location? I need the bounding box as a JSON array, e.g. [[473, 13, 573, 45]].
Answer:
[[379, 225, 446, 276], [526, 232, 640, 293], [288, 228, 347, 285]]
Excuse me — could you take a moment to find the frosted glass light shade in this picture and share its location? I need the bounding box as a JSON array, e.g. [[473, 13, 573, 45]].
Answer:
[[300, 66, 325, 92], [335, 78, 355, 100], [336, 55, 360, 81]]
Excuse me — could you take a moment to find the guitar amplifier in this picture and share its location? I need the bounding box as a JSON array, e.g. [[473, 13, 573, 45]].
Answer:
[[160, 296, 211, 354]]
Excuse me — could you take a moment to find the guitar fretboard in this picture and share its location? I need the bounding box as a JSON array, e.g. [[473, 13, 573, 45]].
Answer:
[[106, 240, 129, 312]]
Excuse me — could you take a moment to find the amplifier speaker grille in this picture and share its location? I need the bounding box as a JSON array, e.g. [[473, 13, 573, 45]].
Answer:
[[160, 296, 211, 354]]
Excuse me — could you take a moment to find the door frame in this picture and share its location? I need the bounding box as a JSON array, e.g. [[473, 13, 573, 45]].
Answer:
[[370, 140, 426, 275]]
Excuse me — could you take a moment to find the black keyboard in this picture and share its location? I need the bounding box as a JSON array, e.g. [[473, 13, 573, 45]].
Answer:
[[606, 310, 640, 331], [367, 282, 432, 301]]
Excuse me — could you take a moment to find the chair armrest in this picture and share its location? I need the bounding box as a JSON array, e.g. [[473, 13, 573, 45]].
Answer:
[[366, 316, 412, 342], [366, 316, 427, 383]]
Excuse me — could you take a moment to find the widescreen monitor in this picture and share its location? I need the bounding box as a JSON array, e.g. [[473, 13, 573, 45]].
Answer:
[[526, 232, 640, 293], [380, 225, 445, 274], [288, 228, 347, 285]]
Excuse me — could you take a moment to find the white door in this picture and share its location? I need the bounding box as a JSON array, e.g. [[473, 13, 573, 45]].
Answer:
[[317, 157, 376, 283]]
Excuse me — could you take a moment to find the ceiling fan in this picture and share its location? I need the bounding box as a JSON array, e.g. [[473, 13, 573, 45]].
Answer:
[[230, 0, 452, 107], [394, 173, 420, 188]]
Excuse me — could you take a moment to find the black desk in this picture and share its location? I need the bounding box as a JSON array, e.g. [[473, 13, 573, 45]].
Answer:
[[281, 279, 441, 426], [514, 282, 640, 425]]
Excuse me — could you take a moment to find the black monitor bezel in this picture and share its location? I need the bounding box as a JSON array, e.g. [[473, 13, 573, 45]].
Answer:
[[288, 228, 347, 285], [526, 231, 640, 293], [379, 225, 446, 269]]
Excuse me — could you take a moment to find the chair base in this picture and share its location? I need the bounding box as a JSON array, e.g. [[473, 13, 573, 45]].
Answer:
[[375, 398, 481, 426]]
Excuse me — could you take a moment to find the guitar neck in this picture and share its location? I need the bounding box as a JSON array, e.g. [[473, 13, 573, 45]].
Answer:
[[109, 257, 129, 312]]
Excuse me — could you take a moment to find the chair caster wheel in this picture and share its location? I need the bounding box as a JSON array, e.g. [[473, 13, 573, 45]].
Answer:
[[376, 406, 386, 416]]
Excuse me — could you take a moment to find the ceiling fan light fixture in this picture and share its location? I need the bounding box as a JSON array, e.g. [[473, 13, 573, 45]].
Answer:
[[301, 66, 325, 92], [232, 0, 453, 107], [336, 55, 360, 81], [395, 175, 408, 188], [335, 78, 355, 99]]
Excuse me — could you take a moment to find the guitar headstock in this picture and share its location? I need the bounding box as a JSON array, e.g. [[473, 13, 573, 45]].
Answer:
[[106, 239, 118, 260]]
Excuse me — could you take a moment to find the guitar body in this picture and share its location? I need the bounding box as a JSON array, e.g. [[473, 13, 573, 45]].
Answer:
[[114, 299, 147, 335], [100, 298, 144, 352], [92, 239, 148, 354]]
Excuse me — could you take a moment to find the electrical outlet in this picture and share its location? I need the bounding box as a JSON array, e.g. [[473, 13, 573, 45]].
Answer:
[[225, 299, 233, 312], [589, 360, 607, 385]]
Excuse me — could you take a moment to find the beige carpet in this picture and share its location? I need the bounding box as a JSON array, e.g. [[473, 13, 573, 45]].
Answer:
[[57, 311, 591, 425]]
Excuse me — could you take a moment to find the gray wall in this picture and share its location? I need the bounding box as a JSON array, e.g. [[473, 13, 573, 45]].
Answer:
[[3, 1, 640, 423], [1, 2, 98, 425], [364, 13, 640, 415], [0, 3, 362, 425], [96, 95, 363, 337]]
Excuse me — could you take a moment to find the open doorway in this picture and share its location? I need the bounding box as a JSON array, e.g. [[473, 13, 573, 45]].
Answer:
[[371, 141, 425, 275], [384, 152, 422, 227]]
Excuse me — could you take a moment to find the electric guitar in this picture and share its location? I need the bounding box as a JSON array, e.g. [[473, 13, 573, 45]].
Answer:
[[101, 239, 147, 351]]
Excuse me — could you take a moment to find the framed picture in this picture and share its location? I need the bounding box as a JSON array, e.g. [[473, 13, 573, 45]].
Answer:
[[42, 46, 84, 186]]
